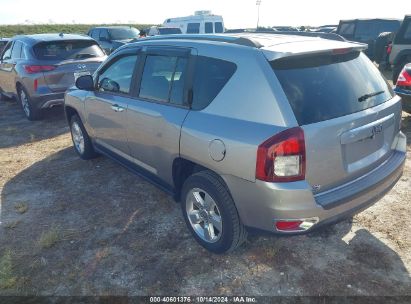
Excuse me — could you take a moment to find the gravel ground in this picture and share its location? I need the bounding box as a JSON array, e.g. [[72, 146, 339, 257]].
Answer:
[[0, 94, 410, 297]]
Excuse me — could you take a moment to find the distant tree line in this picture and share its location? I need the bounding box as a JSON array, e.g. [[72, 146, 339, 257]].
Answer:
[[0, 24, 157, 37]]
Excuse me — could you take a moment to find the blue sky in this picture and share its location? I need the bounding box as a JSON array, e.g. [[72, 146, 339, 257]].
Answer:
[[0, 0, 408, 28]]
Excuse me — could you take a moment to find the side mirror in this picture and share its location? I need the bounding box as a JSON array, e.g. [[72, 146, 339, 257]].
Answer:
[[75, 75, 94, 91]]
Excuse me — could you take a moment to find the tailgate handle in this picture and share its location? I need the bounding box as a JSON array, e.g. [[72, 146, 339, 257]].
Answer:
[[111, 104, 125, 112], [340, 114, 394, 145]]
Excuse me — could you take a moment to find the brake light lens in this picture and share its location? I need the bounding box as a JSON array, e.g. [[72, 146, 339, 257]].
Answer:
[[387, 43, 392, 55], [396, 68, 411, 87], [24, 65, 56, 74], [256, 127, 306, 182]]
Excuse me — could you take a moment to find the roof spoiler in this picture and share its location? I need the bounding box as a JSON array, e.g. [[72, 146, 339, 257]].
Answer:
[[255, 30, 346, 42]]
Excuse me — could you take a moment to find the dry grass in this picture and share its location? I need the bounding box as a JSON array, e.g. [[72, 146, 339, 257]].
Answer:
[[3, 220, 21, 229], [14, 202, 28, 214]]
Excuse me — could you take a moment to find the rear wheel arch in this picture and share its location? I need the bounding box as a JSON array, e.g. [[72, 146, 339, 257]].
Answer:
[[172, 158, 230, 202]]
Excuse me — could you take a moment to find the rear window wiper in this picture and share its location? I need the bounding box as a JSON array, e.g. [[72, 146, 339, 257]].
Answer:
[[74, 53, 97, 59], [358, 90, 385, 102]]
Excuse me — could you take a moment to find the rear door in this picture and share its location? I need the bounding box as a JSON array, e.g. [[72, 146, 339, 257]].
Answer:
[[271, 51, 401, 192], [125, 46, 192, 183], [85, 51, 139, 154], [33, 40, 105, 93]]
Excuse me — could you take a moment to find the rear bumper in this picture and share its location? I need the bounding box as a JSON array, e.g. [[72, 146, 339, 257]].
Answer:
[[31, 92, 65, 109], [224, 131, 406, 234]]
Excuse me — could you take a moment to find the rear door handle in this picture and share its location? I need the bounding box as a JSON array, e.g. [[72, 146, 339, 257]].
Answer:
[[111, 104, 125, 112]]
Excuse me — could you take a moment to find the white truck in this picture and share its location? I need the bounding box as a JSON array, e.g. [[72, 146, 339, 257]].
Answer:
[[163, 11, 224, 34]]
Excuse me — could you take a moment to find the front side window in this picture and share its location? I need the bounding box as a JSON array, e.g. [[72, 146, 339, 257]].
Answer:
[[139, 55, 188, 105], [205, 22, 213, 34], [187, 23, 200, 34], [98, 55, 138, 94], [1, 42, 12, 60], [99, 29, 110, 40], [191, 56, 237, 110]]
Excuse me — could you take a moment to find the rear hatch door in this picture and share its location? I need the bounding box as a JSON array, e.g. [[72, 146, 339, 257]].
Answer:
[[33, 40, 106, 92], [270, 50, 401, 193]]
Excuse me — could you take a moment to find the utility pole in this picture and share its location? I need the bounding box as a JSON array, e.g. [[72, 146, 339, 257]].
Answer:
[[256, 0, 262, 29]]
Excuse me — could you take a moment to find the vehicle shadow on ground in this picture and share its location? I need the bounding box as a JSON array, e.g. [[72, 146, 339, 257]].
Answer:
[[0, 100, 68, 149], [1, 147, 410, 296], [401, 113, 411, 146]]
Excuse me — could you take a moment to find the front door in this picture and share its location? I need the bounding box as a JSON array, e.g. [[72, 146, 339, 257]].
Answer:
[[85, 52, 139, 155]]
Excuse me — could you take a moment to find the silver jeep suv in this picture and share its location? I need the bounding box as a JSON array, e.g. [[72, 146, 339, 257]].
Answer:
[[64, 34, 406, 253]]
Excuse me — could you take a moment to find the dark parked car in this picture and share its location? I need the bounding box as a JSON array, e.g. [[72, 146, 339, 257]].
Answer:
[[0, 38, 10, 54], [394, 63, 411, 113], [389, 15, 411, 82], [0, 33, 106, 120], [87, 26, 140, 54], [337, 19, 401, 60]]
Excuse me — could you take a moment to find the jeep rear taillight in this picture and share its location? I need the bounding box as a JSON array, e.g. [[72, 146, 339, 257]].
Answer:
[[396, 68, 411, 87], [256, 127, 306, 182]]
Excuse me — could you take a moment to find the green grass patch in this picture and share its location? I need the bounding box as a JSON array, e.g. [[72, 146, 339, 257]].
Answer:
[[38, 226, 60, 249], [0, 250, 17, 289]]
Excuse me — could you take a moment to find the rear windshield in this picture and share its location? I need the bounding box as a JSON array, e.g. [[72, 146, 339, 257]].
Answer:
[[33, 40, 104, 60], [272, 52, 394, 125], [158, 28, 181, 35], [109, 28, 139, 40]]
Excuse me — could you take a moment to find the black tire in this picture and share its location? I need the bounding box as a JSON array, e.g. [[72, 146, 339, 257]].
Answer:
[[374, 32, 393, 64], [17, 86, 42, 121], [69, 114, 98, 160], [181, 170, 247, 254]]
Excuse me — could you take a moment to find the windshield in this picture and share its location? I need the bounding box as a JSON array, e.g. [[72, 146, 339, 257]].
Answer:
[[109, 28, 140, 40], [33, 40, 104, 60], [272, 52, 394, 125]]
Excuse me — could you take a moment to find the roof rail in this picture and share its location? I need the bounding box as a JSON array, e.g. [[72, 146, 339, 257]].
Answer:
[[135, 34, 263, 48], [254, 30, 346, 42]]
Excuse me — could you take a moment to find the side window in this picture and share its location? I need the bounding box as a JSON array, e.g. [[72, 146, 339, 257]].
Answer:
[[11, 41, 22, 59], [404, 22, 411, 40], [187, 23, 200, 34], [98, 54, 138, 94], [191, 56, 237, 110], [339, 23, 355, 36], [100, 29, 110, 41], [215, 22, 224, 33], [139, 55, 188, 104], [205, 22, 213, 34], [2, 42, 13, 60], [90, 29, 98, 39]]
